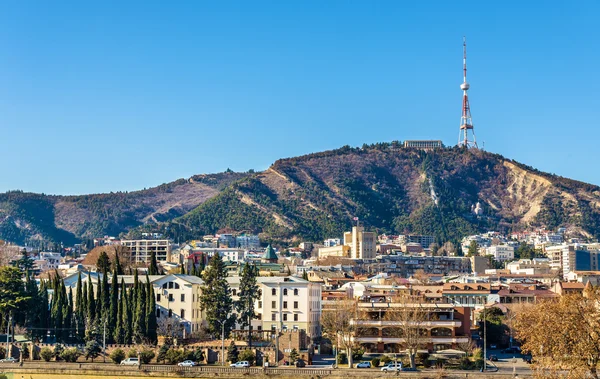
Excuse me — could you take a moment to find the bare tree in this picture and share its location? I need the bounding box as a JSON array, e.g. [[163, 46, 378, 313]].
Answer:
[[0, 241, 20, 267], [157, 317, 184, 339], [515, 289, 600, 379], [383, 295, 429, 369], [320, 298, 359, 368]]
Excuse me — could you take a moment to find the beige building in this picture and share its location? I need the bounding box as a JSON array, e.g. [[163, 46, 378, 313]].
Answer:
[[153, 274, 204, 337], [344, 226, 376, 259], [121, 239, 172, 264], [317, 245, 350, 258], [228, 275, 322, 341]]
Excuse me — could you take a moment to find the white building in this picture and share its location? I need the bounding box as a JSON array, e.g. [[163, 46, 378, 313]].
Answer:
[[121, 239, 171, 263], [228, 275, 322, 341], [485, 245, 515, 262], [236, 234, 260, 250], [324, 238, 341, 247]]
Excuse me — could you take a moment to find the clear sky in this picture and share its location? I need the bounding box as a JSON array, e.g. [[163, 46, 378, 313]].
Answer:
[[1, 1, 598, 195]]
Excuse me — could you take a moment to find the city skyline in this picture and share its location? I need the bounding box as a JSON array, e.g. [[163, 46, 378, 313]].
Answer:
[[1, 1, 598, 195]]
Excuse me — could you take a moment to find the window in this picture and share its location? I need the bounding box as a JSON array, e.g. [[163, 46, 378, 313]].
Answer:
[[181, 309, 185, 319], [258, 326, 262, 331], [168, 309, 172, 318], [162, 283, 167, 289], [272, 301, 276, 308], [272, 288, 276, 296], [294, 314, 298, 321], [181, 294, 185, 302], [168, 282, 173, 289], [156, 309, 160, 318], [283, 301, 288, 309], [293, 301, 298, 309], [283, 289, 288, 296], [294, 289, 299, 296], [283, 314, 288, 321], [258, 301, 262, 308], [232, 289, 237, 296], [175, 283, 180, 289], [271, 314, 276, 321], [157, 294, 161, 302], [169, 294, 174, 302]]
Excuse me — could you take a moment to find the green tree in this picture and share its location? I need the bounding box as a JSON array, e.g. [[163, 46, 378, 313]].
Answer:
[[145, 273, 158, 344], [75, 272, 86, 341], [467, 240, 479, 256], [0, 266, 29, 314], [84, 340, 101, 362], [238, 349, 255, 365], [478, 307, 508, 347], [235, 263, 260, 348], [108, 268, 118, 343], [227, 340, 238, 363], [302, 271, 309, 280], [86, 279, 95, 324], [40, 347, 53, 362], [96, 251, 111, 275], [149, 251, 159, 275], [121, 282, 132, 344], [133, 280, 147, 342], [200, 254, 235, 338], [289, 348, 299, 363]]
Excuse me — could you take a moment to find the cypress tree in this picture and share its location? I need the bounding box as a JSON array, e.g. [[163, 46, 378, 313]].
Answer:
[[96, 275, 103, 318], [64, 287, 73, 342], [108, 268, 118, 343], [122, 285, 132, 344], [145, 274, 157, 344], [149, 251, 159, 275], [87, 279, 96, 324], [114, 278, 125, 343], [50, 279, 63, 341], [37, 281, 50, 342], [114, 248, 124, 275], [101, 270, 110, 323], [133, 283, 146, 342], [180, 264, 185, 274]]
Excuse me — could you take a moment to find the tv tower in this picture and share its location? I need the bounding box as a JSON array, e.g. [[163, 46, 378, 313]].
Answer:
[[458, 36, 478, 148]]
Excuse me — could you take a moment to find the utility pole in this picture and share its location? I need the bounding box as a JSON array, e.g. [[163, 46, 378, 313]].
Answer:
[[6, 312, 11, 357], [221, 321, 225, 366], [275, 329, 280, 366], [103, 320, 107, 363], [482, 305, 487, 372]]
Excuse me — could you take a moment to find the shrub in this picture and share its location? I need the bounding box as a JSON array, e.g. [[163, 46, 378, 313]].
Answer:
[[84, 341, 101, 362], [110, 348, 126, 364], [381, 355, 391, 365], [472, 348, 483, 360], [0, 347, 5, 359], [192, 348, 204, 363], [127, 349, 138, 358], [238, 350, 255, 366], [370, 357, 380, 367], [157, 344, 170, 363], [417, 352, 430, 367], [337, 352, 347, 364], [165, 348, 185, 364], [60, 348, 81, 363], [40, 347, 53, 362], [53, 344, 64, 361], [140, 349, 155, 364], [32, 346, 40, 361], [351, 347, 364, 362]]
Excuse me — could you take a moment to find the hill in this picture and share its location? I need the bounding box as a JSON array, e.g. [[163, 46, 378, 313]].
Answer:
[[0, 172, 248, 245], [175, 145, 600, 244], [2, 145, 600, 246]]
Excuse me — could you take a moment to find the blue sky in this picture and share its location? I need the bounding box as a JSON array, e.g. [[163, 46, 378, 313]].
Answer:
[[0, 1, 598, 195]]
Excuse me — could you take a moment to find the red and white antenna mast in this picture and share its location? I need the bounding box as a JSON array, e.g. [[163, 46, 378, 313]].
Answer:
[[458, 36, 478, 148]]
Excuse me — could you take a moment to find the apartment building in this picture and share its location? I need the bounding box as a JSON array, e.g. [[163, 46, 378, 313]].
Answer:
[[344, 226, 376, 260], [351, 302, 471, 353], [121, 239, 171, 264], [403, 140, 443, 150], [236, 234, 260, 250], [324, 238, 341, 247], [485, 245, 515, 262], [228, 275, 322, 341]]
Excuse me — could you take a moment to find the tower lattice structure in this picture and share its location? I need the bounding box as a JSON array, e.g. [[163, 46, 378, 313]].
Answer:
[[458, 37, 478, 148]]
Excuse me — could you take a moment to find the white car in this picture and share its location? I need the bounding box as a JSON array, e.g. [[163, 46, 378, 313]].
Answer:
[[178, 360, 197, 367], [120, 357, 140, 366], [381, 362, 402, 372], [0, 357, 17, 363], [356, 361, 372, 368], [230, 361, 250, 368]]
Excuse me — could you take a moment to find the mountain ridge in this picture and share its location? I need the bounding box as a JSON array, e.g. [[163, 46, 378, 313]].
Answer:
[[1, 144, 599, 246]]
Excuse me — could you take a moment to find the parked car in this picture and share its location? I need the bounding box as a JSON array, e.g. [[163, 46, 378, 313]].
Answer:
[[230, 361, 250, 368], [356, 361, 372, 368], [178, 360, 197, 367], [489, 355, 498, 362], [120, 357, 140, 366], [295, 359, 306, 368], [381, 362, 403, 372], [0, 357, 17, 363]]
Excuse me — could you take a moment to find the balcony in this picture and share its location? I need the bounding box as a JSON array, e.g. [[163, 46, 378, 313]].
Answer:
[[353, 336, 470, 344], [351, 320, 461, 328]]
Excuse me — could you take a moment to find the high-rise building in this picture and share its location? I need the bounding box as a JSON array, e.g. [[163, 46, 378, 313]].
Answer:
[[344, 226, 376, 260]]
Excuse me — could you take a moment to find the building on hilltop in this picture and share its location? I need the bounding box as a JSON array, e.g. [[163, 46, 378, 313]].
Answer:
[[403, 140, 443, 150]]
